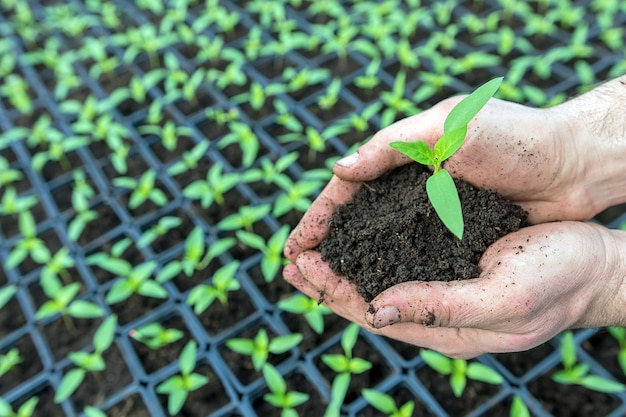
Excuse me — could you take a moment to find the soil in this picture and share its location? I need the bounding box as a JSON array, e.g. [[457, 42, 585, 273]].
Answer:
[[319, 163, 529, 302]]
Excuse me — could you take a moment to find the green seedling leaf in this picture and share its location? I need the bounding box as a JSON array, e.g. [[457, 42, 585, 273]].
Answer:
[[511, 395, 530, 417], [420, 349, 452, 375], [444, 77, 503, 133], [426, 170, 463, 239], [389, 140, 434, 166], [433, 126, 468, 167], [466, 362, 504, 384], [579, 375, 626, 393], [93, 314, 117, 353], [0, 285, 17, 309], [179, 340, 198, 376], [55, 368, 86, 403]]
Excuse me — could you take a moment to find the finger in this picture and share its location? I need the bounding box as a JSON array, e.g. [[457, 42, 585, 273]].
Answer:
[[333, 107, 447, 182], [365, 272, 522, 332], [283, 263, 324, 302], [284, 176, 361, 263], [295, 250, 370, 317]]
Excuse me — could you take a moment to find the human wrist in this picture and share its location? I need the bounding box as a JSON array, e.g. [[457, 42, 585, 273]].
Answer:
[[559, 75, 626, 215]]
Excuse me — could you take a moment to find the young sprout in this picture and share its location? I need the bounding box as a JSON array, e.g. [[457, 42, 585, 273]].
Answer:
[[419, 349, 503, 397], [137, 216, 183, 249], [362, 388, 414, 417], [104, 260, 168, 305], [156, 341, 209, 416], [55, 315, 117, 403], [139, 120, 194, 152], [262, 363, 310, 416], [552, 330, 626, 393], [226, 329, 302, 371], [218, 121, 260, 168], [0, 348, 23, 378], [390, 77, 503, 240], [277, 293, 332, 334], [183, 163, 240, 208], [36, 272, 104, 324], [321, 323, 372, 417], [0, 187, 38, 216], [113, 169, 168, 209], [129, 322, 185, 350], [186, 261, 241, 314], [380, 71, 420, 127], [6, 211, 51, 269], [167, 140, 210, 177], [217, 204, 271, 233], [241, 152, 299, 188], [235, 225, 290, 282], [317, 78, 342, 110], [0, 397, 39, 417]]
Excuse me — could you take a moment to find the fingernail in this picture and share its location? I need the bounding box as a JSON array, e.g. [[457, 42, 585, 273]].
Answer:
[[336, 152, 359, 167], [371, 305, 401, 328]]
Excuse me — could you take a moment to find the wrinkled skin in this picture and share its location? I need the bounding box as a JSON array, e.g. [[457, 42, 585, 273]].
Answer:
[[283, 96, 626, 359]]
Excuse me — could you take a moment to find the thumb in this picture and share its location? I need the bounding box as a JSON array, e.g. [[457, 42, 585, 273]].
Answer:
[[365, 276, 511, 330], [333, 108, 445, 182]]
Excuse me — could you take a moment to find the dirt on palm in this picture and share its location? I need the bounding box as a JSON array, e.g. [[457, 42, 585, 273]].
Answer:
[[318, 163, 529, 302]]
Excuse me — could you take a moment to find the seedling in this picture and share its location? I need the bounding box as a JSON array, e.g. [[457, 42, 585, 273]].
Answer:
[[105, 260, 168, 305], [156, 341, 209, 415], [36, 272, 104, 325], [0, 348, 23, 378], [0, 188, 38, 216], [226, 328, 302, 371], [6, 211, 51, 269], [272, 177, 323, 218], [235, 225, 290, 282], [389, 77, 503, 239], [41, 247, 75, 285], [321, 324, 372, 417], [183, 163, 240, 208], [137, 216, 183, 249], [241, 152, 299, 188], [0, 397, 39, 417], [139, 120, 194, 152], [113, 169, 168, 209], [362, 388, 414, 417], [55, 315, 117, 403], [129, 322, 185, 350], [186, 261, 241, 314], [419, 349, 503, 397], [262, 363, 310, 417], [217, 203, 271, 233], [277, 294, 332, 334], [552, 330, 626, 393], [166, 140, 210, 177], [218, 121, 260, 167]]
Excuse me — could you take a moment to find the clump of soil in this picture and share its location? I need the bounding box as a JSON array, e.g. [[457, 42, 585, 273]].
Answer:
[[319, 163, 529, 302]]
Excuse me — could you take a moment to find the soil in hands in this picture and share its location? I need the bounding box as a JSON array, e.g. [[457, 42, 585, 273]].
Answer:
[[319, 163, 529, 302]]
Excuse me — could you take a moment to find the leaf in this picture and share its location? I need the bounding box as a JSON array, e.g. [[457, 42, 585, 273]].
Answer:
[[55, 368, 86, 403], [0, 285, 17, 309], [560, 331, 577, 369], [262, 363, 286, 394], [450, 370, 467, 397], [268, 333, 303, 354], [433, 126, 468, 165], [341, 323, 360, 357], [580, 375, 626, 393], [389, 141, 434, 166], [67, 300, 104, 319], [510, 395, 530, 417], [420, 349, 452, 375], [426, 169, 463, 239], [362, 389, 396, 413], [179, 341, 198, 376], [443, 77, 503, 133], [466, 362, 504, 384], [93, 315, 117, 353]]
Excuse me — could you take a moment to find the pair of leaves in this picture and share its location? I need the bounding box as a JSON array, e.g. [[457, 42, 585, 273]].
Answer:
[[389, 77, 503, 240]]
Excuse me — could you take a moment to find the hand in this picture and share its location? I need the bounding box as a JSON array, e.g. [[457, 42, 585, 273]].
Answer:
[[284, 222, 626, 359], [285, 96, 602, 262]]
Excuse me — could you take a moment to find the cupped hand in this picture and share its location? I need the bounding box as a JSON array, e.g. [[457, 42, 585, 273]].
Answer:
[[284, 221, 624, 359], [285, 97, 596, 262]]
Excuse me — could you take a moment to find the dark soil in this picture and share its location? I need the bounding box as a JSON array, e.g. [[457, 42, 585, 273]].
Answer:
[[319, 163, 529, 302]]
